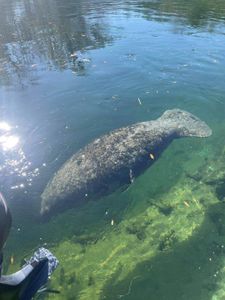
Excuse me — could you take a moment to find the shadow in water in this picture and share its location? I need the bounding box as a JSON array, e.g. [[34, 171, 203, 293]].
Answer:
[[100, 202, 225, 300]]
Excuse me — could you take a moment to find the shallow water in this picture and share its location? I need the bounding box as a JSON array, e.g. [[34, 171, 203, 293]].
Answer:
[[0, 0, 225, 299]]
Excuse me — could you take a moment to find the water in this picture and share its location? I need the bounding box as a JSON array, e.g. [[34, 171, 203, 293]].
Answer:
[[0, 0, 225, 299]]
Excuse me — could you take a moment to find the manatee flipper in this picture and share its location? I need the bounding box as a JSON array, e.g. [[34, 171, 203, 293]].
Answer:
[[159, 109, 212, 137]]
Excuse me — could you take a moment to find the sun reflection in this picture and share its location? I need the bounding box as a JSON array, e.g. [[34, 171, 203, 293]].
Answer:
[[0, 122, 11, 132], [0, 120, 41, 191], [0, 135, 20, 151], [0, 121, 20, 151]]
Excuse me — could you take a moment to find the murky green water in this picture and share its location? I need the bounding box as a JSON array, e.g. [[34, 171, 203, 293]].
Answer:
[[0, 0, 225, 299]]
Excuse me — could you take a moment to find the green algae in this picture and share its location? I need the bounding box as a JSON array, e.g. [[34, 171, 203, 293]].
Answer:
[[46, 178, 215, 300]]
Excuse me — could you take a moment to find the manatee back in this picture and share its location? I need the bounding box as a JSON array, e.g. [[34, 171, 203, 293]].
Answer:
[[41, 121, 167, 214]]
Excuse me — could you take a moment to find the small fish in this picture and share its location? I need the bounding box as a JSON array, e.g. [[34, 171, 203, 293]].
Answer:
[[111, 219, 114, 226], [149, 153, 155, 160]]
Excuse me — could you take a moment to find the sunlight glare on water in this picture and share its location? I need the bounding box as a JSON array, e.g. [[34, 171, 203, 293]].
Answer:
[[0, 119, 39, 193], [0, 121, 11, 132], [0, 127, 20, 151], [0, 135, 19, 151]]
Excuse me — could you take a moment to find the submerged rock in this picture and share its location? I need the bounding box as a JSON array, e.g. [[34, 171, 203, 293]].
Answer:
[[41, 109, 212, 216]]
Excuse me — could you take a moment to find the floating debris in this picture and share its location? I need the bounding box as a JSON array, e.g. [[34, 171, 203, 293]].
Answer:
[[31, 64, 37, 68], [81, 58, 91, 63], [149, 153, 155, 160], [10, 255, 14, 265], [70, 52, 77, 58], [184, 201, 190, 207], [192, 197, 201, 208], [129, 169, 134, 183]]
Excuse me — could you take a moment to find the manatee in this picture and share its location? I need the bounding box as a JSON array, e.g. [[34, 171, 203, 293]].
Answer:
[[41, 109, 212, 216]]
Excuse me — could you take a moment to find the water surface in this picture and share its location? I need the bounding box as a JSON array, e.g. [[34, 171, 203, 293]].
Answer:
[[0, 0, 225, 299]]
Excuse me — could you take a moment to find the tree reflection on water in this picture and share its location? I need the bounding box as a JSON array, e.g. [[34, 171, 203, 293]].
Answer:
[[0, 0, 113, 86], [0, 0, 225, 86], [137, 0, 225, 27]]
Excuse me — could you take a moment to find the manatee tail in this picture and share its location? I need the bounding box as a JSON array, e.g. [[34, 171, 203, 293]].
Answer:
[[160, 109, 212, 137]]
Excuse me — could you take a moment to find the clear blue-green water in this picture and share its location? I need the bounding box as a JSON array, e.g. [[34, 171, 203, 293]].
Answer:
[[0, 0, 225, 299]]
